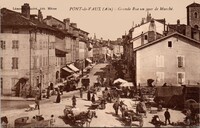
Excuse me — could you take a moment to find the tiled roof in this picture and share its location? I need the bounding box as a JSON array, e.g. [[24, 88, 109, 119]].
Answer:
[[134, 32, 200, 51], [1, 8, 68, 38], [168, 24, 186, 35], [187, 2, 200, 8], [1, 8, 36, 27]]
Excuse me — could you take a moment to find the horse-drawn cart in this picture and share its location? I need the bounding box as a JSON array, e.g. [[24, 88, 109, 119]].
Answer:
[[119, 101, 144, 127], [123, 110, 144, 127], [63, 107, 96, 127], [14, 116, 51, 127]]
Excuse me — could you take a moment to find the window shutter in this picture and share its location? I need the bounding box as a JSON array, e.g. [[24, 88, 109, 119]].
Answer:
[[180, 57, 183, 67], [156, 55, 159, 67], [161, 55, 164, 67], [178, 73, 184, 84], [16, 58, 18, 69], [12, 58, 14, 69], [178, 56, 182, 67]]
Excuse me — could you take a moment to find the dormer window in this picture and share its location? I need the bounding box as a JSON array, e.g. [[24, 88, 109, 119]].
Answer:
[[194, 12, 198, 18]]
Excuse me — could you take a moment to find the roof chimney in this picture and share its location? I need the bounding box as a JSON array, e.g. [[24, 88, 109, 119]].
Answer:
[[146, 12, 152, 22], [46, 15, 52, 19], [63, 18, 70, 30], [38, 10, 43, 22], [21, 3, 30, 19], [177, 19, 180, 25]]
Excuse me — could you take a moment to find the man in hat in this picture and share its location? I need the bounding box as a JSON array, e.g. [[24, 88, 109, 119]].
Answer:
[[164, 108, 171, 125]]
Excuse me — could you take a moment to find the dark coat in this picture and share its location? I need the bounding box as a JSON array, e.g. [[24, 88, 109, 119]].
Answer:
[[56, 91, 61, 103], [87, 91, 91, 100], [164, 111, 170, 119], [113, 101, 120, 110]]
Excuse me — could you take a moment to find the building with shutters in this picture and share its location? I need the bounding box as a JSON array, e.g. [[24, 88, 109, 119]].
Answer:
[[0, 3, 90, 96], [44, 16, 90, 76], [0, 4, 67, 96], [122, 2, 200, 86], [133, 32, 200, 86]]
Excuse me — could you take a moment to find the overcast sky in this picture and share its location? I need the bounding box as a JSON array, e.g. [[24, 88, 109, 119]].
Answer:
[[1, 0, 200, 40]]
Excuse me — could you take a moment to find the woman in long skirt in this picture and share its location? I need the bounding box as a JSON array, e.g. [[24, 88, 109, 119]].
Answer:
[[87, 90, 91, 101], [56, 90, 61, 103]]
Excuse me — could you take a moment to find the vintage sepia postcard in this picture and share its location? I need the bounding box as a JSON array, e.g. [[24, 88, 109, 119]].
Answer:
[[0, 0, 200, 127]]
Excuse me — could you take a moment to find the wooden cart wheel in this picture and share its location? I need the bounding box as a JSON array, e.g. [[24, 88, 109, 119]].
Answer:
[[184, 99, 197, 109]]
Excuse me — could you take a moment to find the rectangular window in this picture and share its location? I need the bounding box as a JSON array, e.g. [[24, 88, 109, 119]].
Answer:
[[1, 40, 6, 49], [46, 57, 48, 66], [43, 57, 45, 66], [39, 56, 42, 67], [12, 57, 18, 69], [156, 55, 164, 67], [33, 57, 37, 69], [43, 42, 45, 49], [144, 35, 148, 40], [12, 40, 19, 49], [39, 41, 42, 49], [0, 57, 3, 69], [1, 78, 3, 94], [156, 72, 164, 83], [168, 41, 172, 48], [177, 72, 185, 84], [177, 56, 184, 68]]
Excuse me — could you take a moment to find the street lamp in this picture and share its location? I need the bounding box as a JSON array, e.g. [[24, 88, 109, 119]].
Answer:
[[39, 69, 42, 100]]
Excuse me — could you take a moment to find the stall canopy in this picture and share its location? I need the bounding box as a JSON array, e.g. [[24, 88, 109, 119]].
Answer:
[[61, 66, 73, 78], [113, 78, 128, 84], [55, 48, 68, 57], [67, 64, 79, 72], [86, 58, 92, 63], [120, 82, 134, 87]]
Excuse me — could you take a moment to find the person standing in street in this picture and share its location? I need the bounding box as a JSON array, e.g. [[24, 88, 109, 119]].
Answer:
[[80, 87, 83, 98], [55, 90, 61, 103], [46, 86, 50, 99], [87, 90, 91, 101], [113, 100, 120, 115], [50, 115, 55, 127], [35, 95, 40, 110], [91, 93, 96, 103], [164, 108, 171, 125], [72, 95, 76, 108]]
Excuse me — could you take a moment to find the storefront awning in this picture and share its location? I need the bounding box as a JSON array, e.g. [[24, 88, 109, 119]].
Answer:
[[86, 58, 92, 63], [61, 67, 73, 78], [55, 48, 68, 57], [67, 64, 79, 72], [62, 67, 73, 73]]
